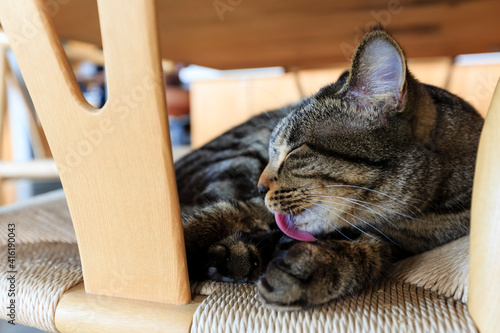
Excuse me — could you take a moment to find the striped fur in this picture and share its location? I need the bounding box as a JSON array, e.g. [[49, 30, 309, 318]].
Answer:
[[176, 27, 483, 309]]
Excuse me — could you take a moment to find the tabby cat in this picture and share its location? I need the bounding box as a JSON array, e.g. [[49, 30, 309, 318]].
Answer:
[[175, 27, 484, 310]]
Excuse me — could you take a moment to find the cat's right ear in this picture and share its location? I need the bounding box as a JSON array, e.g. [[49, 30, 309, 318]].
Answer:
[[342, 28, 407, 113]]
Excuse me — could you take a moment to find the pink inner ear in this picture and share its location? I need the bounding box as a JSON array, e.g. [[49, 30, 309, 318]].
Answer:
[[395, 82, 407, 111], [348, 80, 372, 110], [349, 38, 405, 106], [350, 79, 370, 97]]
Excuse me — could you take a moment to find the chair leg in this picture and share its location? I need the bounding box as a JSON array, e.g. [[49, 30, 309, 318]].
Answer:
[[0, 0, 191, 304]]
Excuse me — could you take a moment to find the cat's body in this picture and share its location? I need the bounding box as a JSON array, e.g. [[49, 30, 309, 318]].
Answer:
[[176, 28, 484, 309]]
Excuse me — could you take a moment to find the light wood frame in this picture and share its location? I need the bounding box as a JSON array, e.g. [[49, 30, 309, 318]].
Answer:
[[469, 79, 500, 333], [0, 0, 499, 331], [0, 0, 190, 305]]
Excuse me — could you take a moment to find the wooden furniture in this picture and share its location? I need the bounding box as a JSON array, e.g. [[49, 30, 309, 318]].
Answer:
[[469, 79, 500, 333], [0, 0, 190, 305], [12, 0, 500, 69], [0, 0, 499, 332]]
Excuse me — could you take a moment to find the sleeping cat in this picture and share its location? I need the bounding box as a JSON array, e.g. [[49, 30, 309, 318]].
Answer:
[[175, 27, 484, 310]]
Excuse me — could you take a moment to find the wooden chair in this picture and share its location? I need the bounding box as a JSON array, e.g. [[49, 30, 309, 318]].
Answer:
[[0, 0, 498, 332], [469, 79, 500, 332]]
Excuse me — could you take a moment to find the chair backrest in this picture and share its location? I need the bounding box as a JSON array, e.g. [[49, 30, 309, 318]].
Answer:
[[469, 78, 500, 332], [0, 0, 191, 304]]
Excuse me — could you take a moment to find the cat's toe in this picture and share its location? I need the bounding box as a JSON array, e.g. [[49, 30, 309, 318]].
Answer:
[[205, 237, 263, 282], [257, 258, 304, 309], [257, 242, 323, 310]]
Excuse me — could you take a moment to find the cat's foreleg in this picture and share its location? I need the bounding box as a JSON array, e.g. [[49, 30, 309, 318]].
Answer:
[[257, 235, 394, 310], [202, 230, 283, 282], [182, 199, 272, 251], [182, 199, 274, 280]]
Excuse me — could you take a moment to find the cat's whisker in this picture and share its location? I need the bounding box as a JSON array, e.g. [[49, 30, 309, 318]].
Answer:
[[311, 201, 399, 246], [349, 193, 425, 221], [340, 197, 421, 221], [324, 184, 408, 205], [310, 198, 398, 229], [311, 197, 374, 214], [303, 183, 423, 213], [305, 202, 379, 242], [298, 205, 353, 241], [308, 193, 418, 221]]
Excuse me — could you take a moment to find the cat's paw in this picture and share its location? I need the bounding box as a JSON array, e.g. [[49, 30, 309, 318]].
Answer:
[[257, 242, 338, 310], [205, 234, 263, 283]]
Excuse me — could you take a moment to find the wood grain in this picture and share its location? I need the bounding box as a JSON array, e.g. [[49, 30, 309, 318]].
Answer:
[[469, 79, 500, 333], [21, 0, 500, 69], [0, 0, 191, 304], [55, 284, 205, 333]]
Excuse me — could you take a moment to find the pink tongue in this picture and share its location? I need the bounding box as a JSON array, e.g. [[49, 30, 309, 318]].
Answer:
[[274, 213, 316, 242]]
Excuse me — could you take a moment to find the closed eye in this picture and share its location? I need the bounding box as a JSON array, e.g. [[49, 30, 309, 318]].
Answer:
[[305, 143, 390, 168], [277, 144, 306, 175]]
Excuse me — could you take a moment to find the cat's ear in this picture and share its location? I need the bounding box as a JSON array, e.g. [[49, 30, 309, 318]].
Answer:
[[343, 28, 407, 112]]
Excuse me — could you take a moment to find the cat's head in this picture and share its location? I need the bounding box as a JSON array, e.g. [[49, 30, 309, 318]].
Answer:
[[257, 27, 439, 241]]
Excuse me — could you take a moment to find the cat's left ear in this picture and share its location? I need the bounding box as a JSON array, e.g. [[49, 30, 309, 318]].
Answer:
[[343, 28, 407, 112]]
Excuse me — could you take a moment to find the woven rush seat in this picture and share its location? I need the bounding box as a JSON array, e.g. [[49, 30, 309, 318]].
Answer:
[[192, 282, 475, 333], [0, 190, 476, 332], [0, 191, 81, 332]]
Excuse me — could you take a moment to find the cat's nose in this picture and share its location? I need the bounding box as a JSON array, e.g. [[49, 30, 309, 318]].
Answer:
[[258, 184, 269, 196], [258, 165, 274, 196]]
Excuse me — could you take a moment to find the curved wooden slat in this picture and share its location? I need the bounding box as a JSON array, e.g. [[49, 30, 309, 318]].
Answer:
[[469, 78, 500, 332]]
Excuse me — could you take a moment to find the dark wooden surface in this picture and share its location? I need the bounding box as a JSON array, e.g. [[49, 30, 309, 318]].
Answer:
[[37, 0, 500, 69]]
